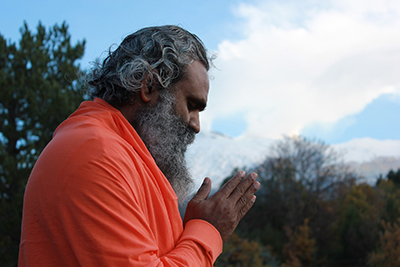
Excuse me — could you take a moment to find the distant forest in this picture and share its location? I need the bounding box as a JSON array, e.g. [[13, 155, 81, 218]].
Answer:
[[1, 22, 399, 267], [215, 136, 400, 267]]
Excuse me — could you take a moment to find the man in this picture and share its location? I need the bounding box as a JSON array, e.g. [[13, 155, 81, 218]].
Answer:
[[19, 25, 259, 266]]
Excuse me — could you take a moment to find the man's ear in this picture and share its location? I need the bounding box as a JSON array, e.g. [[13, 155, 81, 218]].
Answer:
[[140, 79, 157, 103], [140, 71, 160, 103]]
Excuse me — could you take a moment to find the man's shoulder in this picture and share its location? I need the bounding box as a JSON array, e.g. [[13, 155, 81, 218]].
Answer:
[[32, 100, 154, 192], [55, 101, 135, 150], [30, 112, 146, 194]]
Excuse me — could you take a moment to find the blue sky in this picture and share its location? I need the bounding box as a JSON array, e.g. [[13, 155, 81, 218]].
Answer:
[[1, 0, 400, 144], [1, 0, 243, 65], [302, 93, 400, 143]]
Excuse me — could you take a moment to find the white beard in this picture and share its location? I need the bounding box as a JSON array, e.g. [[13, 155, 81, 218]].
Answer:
[[132, 90, 195, 203]]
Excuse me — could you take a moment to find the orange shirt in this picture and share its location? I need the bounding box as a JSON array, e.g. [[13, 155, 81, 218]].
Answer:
[[19, 98, 222, 266]]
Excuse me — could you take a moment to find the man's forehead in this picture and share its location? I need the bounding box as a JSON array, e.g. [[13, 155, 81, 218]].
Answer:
[[168, 60, 209, 114], [180, 60, 209, 81], [187, 61, 209, 95], [175, 61, 209, 92]]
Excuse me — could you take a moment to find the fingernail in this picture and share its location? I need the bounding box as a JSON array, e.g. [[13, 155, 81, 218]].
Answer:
[[254, 181, 260, 189], [251, 195, 256, 203], [203, 178, 210, 185], [251, 173, 257, 180]]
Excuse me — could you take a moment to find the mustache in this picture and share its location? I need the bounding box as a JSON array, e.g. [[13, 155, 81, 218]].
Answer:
[[179, 125, 196, 147]]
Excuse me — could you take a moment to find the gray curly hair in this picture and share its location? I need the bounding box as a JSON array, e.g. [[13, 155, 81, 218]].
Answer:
[[87, 25, 209, 107]]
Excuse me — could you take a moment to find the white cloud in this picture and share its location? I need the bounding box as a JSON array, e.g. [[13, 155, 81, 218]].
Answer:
[[202, 0, 400, 139]]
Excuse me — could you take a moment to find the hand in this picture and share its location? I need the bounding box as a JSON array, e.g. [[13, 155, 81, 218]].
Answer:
[[183, 171, 260, 243]]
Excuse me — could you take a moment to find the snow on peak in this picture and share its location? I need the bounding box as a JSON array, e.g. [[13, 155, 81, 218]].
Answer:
[[185, 132, 400, 189], [186, 131, 275, 188]]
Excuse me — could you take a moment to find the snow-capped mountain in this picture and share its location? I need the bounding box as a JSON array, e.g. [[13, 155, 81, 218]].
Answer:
[[186, 132, 400, 189], [334, 138, 400, 184], [186, 131, 275, 188]]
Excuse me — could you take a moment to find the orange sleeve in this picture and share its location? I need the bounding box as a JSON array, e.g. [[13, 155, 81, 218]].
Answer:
[[56, 159, 222, 267], [164, 220, 223, 266]]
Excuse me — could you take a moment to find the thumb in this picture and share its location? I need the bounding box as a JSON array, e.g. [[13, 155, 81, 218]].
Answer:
[[191, 178, 211, 202]]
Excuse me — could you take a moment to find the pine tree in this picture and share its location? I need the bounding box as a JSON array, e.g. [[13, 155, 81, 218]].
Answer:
[[0, 21, 85, 266], [386, 168, 400, 187]]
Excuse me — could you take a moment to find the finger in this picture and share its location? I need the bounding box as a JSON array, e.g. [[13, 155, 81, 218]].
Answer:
[[217, 171, 246, 197], [235, 181, 260, 210], [237, 195, 257, 221], [229, 173, 258, 202], [190, 177, 212, 202]]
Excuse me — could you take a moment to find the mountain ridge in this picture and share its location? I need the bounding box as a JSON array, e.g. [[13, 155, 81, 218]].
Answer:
[[186, 131, 400, 189]]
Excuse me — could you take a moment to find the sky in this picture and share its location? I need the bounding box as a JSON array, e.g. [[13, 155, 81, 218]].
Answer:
[[1, 0, 400, 144]]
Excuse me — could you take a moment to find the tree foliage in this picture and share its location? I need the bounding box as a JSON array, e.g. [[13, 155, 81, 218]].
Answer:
[[0, 21, 85, 266], [215, 233, 277, 267], [367, 219, 400, 267], [222, 137, 400, 266], [376, 179, 400, 223], [386, 169, 400, 187], [282, 218, 316, 267], [233, 136, 369, 266], [237, 136, 357, 254], [331, 184, 381, 265]]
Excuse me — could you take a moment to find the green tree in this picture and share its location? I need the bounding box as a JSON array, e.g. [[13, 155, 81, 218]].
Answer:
[[331, 184, 381, 266], [0, 21, 85, 266], [386, 169, 400, 187], [377, 168, 400, 188], [376, 179, 400, 224]]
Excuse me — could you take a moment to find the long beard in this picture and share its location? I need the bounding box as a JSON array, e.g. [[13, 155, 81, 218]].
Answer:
[[132, 90, 196, 203]]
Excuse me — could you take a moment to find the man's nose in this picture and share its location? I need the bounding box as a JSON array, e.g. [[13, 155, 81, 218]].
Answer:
[[189, 111, 200, 134]]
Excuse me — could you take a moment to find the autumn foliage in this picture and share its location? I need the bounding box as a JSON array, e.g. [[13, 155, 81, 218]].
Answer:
[[367, 219, 400, 267], [218, 136, 400, 267]]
